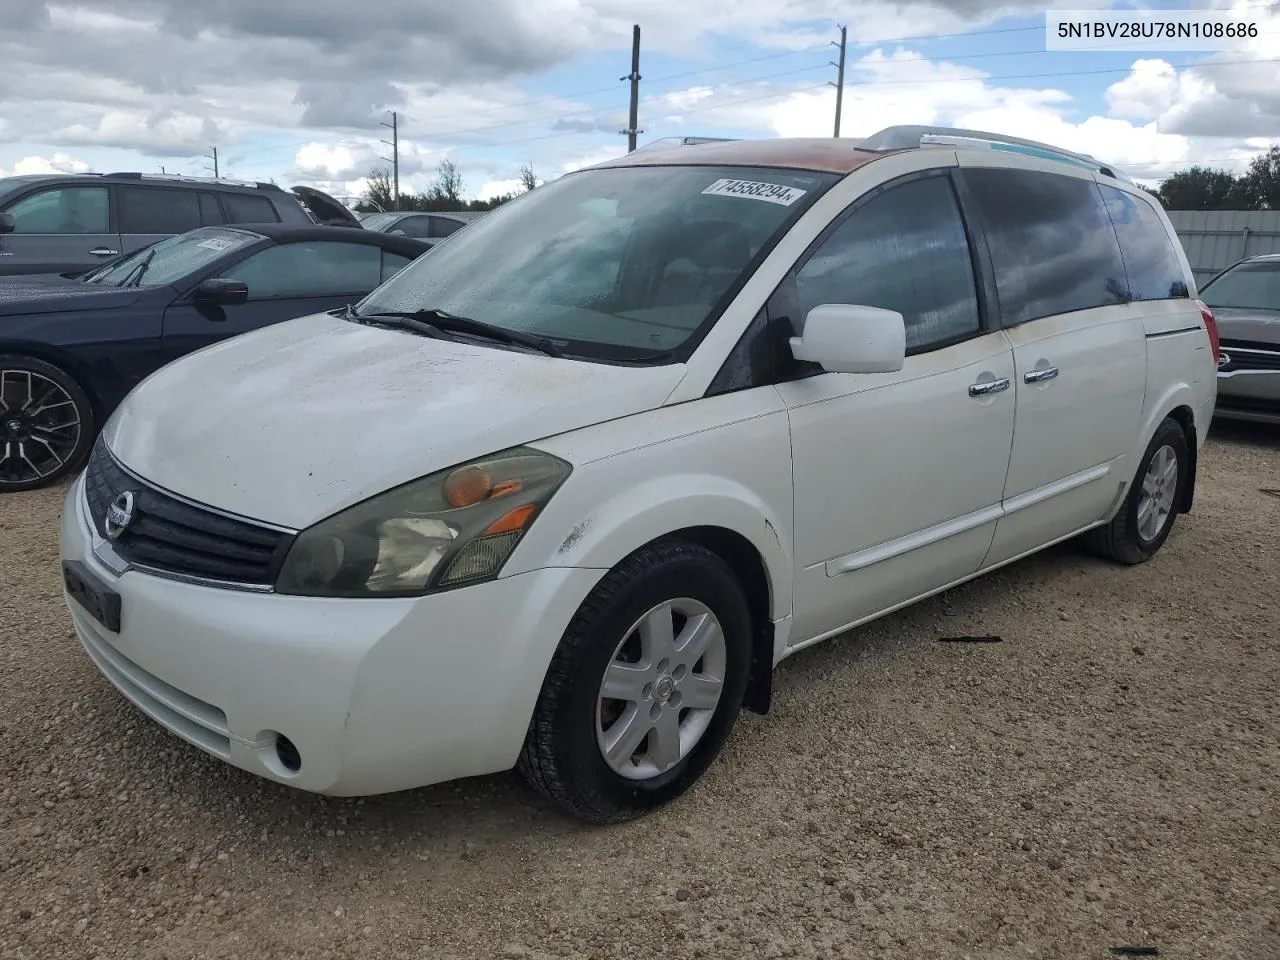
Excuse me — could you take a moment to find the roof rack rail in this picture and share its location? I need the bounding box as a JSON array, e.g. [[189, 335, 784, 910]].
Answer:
[[859, 125, 1135, 184], [103, 172, 283, 190]]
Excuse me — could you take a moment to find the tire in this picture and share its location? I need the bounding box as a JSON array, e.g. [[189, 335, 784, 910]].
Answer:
[[517, 539, 753, 823], [0, 353, 96, 493], [1083, 417, 1189, 565]]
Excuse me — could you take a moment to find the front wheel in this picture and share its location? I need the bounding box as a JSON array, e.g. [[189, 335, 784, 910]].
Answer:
[[1083, 417, 1189, 564], [517, 539, 753, 823], [0, 354, 96, 493]]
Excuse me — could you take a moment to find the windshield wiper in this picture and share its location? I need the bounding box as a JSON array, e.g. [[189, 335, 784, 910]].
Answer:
[[118, 249, 156, 288], [351, 307, 563, 358]]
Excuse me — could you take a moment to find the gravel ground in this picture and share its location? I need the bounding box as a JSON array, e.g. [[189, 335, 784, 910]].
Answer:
[[1, 422, 1277, 960]]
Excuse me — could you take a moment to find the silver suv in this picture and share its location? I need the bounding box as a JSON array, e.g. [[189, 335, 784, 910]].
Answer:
[[0, 174, 359, 276]]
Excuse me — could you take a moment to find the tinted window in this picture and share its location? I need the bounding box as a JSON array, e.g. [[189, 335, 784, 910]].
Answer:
[[119, 187, 202, 234], [1098, 186, 1189, 301], [431, 217, 463, 238], [1200, 260, 1280, 311], [793, 174, 981, 353], [222, 194, 278, 224], [380, 250, 415, 283], [3, 186, 109, 234], [360, 213, 399, 231], [394, 216, 433, 239], [223, 241, 381, 297], [199, 193, 226, 226], [966, 167, 1128, 325]]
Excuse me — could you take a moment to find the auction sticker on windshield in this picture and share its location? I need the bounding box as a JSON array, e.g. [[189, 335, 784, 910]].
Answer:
[[701, 178, 807, 206], [196, 238, 238, 251]]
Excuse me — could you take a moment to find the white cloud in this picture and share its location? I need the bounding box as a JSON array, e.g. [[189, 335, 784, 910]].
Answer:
[[477, 178, 522, 200], [560, 146, 628, 174], [0, 153, 92, 176]]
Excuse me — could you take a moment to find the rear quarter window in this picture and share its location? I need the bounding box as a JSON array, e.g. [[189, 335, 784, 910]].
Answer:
[[964, 167, 1129, 325], [1098, 186, 1189, 301], [222, 194, 279, 223]]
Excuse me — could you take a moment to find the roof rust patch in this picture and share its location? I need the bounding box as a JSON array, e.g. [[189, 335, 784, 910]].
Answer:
[[593, 138, 903, 175]]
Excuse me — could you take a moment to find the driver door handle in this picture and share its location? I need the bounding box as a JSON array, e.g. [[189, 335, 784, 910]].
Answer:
[[1024, 366, 1060, 384], [88, 248, 119, 257], [968, 378, 1010, 397]]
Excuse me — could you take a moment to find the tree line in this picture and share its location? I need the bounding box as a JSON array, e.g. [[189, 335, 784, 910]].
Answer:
[[1144, 146, 1280, 210], [358, 159, 540, 213]]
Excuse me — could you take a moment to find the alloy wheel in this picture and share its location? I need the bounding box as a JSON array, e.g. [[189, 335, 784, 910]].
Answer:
[[0, 369, 83, 487], [596, 597, 728, 781]]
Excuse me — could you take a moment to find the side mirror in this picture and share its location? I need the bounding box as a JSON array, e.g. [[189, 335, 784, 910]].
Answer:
[[789, 303, 906, 374], [194, 277, 249, 306], [0, 212, 15, 234]]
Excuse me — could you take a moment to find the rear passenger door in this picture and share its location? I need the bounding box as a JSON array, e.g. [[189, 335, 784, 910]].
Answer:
[[0, 184, 118, 276], [958, 162, 1147, 569], [117, 185, 206, 256]]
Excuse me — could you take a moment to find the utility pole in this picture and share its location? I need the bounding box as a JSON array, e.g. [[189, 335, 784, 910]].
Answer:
[[380, 111, 400, 211], [208, 146, 219, 178], [620, 25, 643, 152], [829, 25, 847, 138]]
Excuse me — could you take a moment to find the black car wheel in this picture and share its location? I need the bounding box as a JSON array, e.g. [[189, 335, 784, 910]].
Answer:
[[517, 539, 753, 823], [0, 354, 96, 493]]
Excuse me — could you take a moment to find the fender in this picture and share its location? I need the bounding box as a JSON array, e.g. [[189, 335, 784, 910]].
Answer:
[[507, 401, 796, 625], [541, 475, 793, 620], [1119, 376, 1199, 518]]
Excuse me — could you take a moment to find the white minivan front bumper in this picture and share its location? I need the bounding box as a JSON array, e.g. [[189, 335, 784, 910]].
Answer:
[[59, 474, 602, 796]]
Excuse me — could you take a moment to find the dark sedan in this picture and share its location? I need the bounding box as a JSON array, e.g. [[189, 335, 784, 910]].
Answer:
[[1199, 254, 1280, 425], [0, 224, 430, 491]]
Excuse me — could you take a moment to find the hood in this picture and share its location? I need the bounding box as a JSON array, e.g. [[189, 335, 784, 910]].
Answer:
[[1208, 306, 1280, 345], [0, 274, 144, 317], [103, 313, 687, 528], [291, 186, 364, 228]]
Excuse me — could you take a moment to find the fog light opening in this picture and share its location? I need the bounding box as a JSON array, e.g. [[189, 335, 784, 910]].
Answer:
[[275, 734, 301, 773]]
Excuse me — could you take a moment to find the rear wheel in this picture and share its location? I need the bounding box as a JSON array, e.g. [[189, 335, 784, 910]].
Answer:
[[0, 354, 96, 493], [1083, 417, 1189, 564], [517, 539, 753, 823]]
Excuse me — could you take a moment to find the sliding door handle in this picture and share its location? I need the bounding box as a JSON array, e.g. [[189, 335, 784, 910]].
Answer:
[[968, 378, 1011, 397], [1024, 366, 1059, 384]]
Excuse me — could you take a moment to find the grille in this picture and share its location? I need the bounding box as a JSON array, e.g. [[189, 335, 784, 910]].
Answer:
[[83, 439, 293, 586], [1220, 340, 1280, 372]]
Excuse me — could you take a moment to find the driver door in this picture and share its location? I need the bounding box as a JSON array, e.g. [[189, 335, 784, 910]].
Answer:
[[776, 169, 1017, 644], [0, 184, 119, 276]]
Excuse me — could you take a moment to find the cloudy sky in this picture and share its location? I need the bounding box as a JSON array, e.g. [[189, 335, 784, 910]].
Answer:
[[2, 0, 1279, 202]]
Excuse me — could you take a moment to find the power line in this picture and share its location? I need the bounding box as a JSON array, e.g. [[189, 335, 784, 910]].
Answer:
[[379, 110, 399, 209], [622, 24, 642, 151], [225, 47, 1280, 168], [830, 25, 847, 138]]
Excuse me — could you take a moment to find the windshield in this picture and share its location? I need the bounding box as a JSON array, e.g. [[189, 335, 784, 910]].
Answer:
[[82, 227, 261, 286], [360, 213, 400, 231], [355, 164, 838, 361], [0, 177, 30, 204], [1200, 260, 1280, 311]]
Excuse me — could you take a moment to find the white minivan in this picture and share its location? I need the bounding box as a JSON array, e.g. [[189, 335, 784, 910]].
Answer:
[[59, 127, 1219, 822]]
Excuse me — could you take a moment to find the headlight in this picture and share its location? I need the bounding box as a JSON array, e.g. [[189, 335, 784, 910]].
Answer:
[[274, 448, 571, 598]]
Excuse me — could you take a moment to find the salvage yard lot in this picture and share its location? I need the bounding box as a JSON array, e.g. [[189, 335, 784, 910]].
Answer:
[[1, 425, 1277, 960]]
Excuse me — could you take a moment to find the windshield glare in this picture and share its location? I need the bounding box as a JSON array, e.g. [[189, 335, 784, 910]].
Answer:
[[1201, 261, 1280, 311], [83, 228, 260, 286], [356, 164, 838, 360]]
